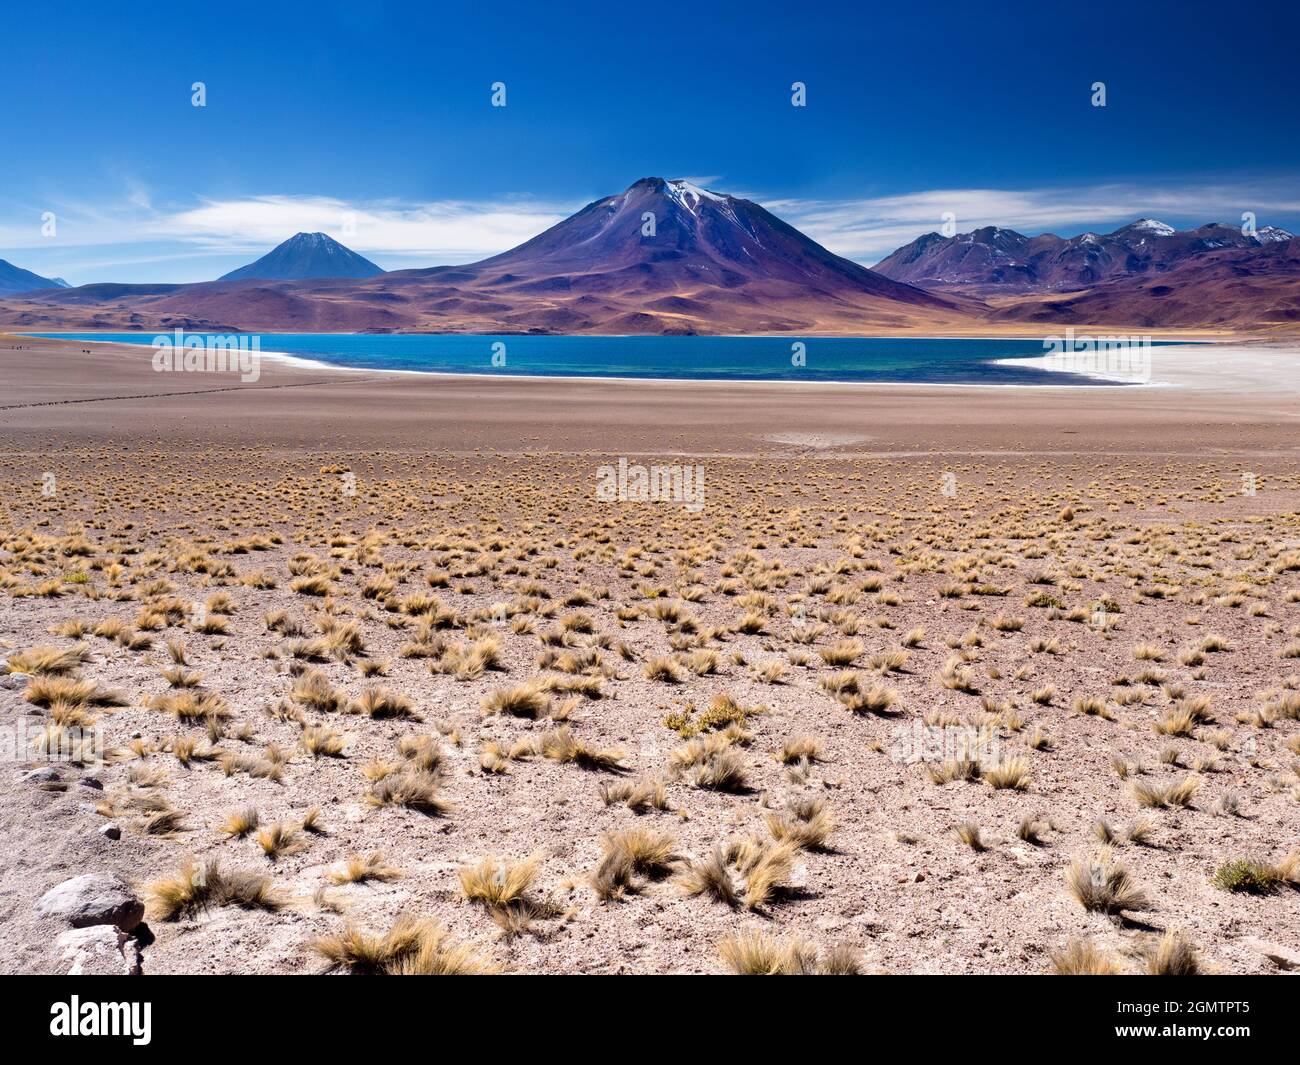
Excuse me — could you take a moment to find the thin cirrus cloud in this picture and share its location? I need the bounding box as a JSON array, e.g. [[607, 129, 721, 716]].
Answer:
[[0, 194, 581, 275], [164, 195, 580, 261]]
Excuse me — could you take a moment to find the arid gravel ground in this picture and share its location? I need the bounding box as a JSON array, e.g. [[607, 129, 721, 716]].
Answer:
[[0, 336, 1297, 975]]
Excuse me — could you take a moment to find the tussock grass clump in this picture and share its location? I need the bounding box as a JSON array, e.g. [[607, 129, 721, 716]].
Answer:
[[478, 738, 534, 774], [1130, 776, 1199, 809], [764, 798, 834, 850], [926, 756, 982, 785], [290, 574, 334, 597], [1143, 931, 1205, 975], [145, 857, 282, 920], [290, 670, 348, 713], [435, 635, 502, 680], [218, 806, 261, 838], [593, 828, 682, 900], [955, 821, 985, 851], [255, 821, 302, 859], [643, 656, 686, 683], [819, 639, 863, 667], [677, 848, 739, 906], [327, 851, 401, 885], [1017, 816, 1049, 845], [1065, 852, 1150, 914], [718, 928, 858, 975], [161, 665, 202, 689], [314, 915, 499, 975], [26, 676, 125, 709], [778, 736, 823, 765], [671, 731, 742, 770], [937, 658, 978, 694], [599, 778, 668, 812], [170, 735, 220, 765], [1049, 938, 1124, 975], [1131, 643, 1165, 662], [983, 756, 1032, 791], [348, 685, 419, 720], [481, 680, 553, 719], [219, 750, 284, 782], [302, 725, 347, 758], [1072, 696, 1115, 720], [366, 770, 452, 816], [821, 671, 898, 714], [689, 747, 749, 791], [458, 852, 541, 909], [4, 644, 90, 676], [1154, 706, 1198, 737], [839, 681, 899, 715], [396, 733, 444, 772], [539, 725, 626, 772], [148, 690, 231, 723], [733, 837, 800, 911]]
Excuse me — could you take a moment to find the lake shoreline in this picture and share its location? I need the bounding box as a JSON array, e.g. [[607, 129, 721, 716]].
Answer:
[[20, 330, 1213, 389]]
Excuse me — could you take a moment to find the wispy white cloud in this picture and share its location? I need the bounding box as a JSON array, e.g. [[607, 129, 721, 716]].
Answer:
[[0, 192, 578, 262], [165, 195, 578, 259]]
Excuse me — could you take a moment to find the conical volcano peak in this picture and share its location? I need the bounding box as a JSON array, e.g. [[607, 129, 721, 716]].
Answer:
[[219, 232, 385, 282]]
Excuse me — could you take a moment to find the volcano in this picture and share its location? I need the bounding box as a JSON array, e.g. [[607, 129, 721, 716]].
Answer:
[[463, 177, 948, 306], [218, 232, 385, 282]]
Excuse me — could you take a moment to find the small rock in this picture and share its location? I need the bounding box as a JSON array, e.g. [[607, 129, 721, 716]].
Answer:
[[78, 776, 104, 790], [21, 766, 60, 784], [0, 671, 30, 690], [35, 872, 144, 932], [1241, 936, 1300, 971], [56, 926, 142, 976], [100, 823, 122, 841]]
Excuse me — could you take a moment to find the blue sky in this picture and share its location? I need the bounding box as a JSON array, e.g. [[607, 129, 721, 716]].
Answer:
[[3, 0, 1298, 283]]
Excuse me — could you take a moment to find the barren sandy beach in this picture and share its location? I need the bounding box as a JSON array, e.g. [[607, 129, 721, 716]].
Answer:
[[1, 335, 1297, 976]]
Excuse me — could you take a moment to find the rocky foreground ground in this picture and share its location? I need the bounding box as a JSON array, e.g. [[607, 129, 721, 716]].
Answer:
[[2, 444, 1298, 975]]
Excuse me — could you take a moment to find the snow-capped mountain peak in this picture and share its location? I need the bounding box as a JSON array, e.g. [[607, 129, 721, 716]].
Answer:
[[1126, 218, 1175, 236], [1256, 226, 1294, 243], [665, 179, 728, 209]]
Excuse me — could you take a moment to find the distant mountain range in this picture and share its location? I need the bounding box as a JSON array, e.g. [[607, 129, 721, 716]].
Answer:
[[0, 259, 68, 296], [218, 232, 385, 282], [874, 219, 1295, 293], [0, 180, 1296, 334]]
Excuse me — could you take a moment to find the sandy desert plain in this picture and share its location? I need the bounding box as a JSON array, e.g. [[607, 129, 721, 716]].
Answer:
[[1, 333, 1298, 976]]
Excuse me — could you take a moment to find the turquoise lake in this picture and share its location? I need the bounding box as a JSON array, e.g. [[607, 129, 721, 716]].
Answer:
[[29, 333, 1173, 385]]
